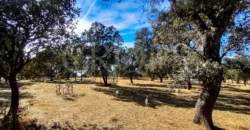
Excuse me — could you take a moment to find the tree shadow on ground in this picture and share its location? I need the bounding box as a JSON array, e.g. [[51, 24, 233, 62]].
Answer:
[[0, 84, 35, 101], [133, 83, 167, 88], [0, 118, 123, 130], [1, 82, 36, 90], [222, 86, 250, 94], [93, 85, 250, 115], [93, 86, 197, 109], [225, 83, 238, 87], [215, 93, 250, 115], [0, 90, 35, 107], [0, 87, 35, 125], [18, 82, 35, 88]]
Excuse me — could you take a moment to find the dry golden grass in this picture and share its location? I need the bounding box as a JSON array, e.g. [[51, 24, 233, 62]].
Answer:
[[1, 78, 250, 130]]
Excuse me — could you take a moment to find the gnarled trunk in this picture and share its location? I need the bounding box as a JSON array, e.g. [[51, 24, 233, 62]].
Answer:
[[193, 77, 222, 130], [193, 29, 223, 130]]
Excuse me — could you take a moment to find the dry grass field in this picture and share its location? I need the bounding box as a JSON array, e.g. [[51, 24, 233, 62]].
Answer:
[[0, 78, 250, 130]]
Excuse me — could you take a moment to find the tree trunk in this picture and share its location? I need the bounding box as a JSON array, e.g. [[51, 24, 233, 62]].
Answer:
[[193, 67, 223, 130], [159, 76, 163, 82], [102, 75, 108, 86], [193, 82, 221, 130], [74, 71, 77, 82], [193, 29, 224, 130], [129, 75, 133, 84], [187, 80, 192, 90], [100, 66, 109, 86], [158, 72, 164, 82], [2, 75, 20, 130], [66, 73, 70, 80], [80, 70, 83, 82], [244, 80, 247, 86], [237, 78, 240, 84]]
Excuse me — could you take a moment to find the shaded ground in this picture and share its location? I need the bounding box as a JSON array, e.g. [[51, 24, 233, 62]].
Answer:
[[0, 78, 250, 130]]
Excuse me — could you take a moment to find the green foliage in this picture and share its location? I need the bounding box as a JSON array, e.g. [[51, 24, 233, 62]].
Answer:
[[79, 22, 124, 85], [0, 0, 79, 78], [118, 47, 141, 82], [133, 27, 157, 79], [224, 56, 250, 84], [20, 47, 70, 81], [153, 0, 250, 62], [86, 22, 123, 71], [146, 47, 177, 82], [134, 27, 155, 67]]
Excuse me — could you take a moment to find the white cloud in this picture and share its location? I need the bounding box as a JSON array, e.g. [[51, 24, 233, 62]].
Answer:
[[74, 0, 152, 34], [123, 42, 134, 48], [74, 18, 92, 34]]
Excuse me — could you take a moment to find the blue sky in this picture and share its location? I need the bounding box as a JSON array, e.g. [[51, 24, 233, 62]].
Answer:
[[75, 0, 170, 48]]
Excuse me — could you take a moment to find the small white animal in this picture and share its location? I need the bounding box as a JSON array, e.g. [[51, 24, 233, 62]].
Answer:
[[115, 89, 119, 96], [145, 95, 149, 107]]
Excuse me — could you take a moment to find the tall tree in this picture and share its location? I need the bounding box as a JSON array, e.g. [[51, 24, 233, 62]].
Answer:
[[153, 0, 250, 129], [134, 27, 156, 80], [75, 31, 89, 82], [86, 22, 123, 86], [61, 41, 75, 81], [119, 48, 139, 84], [0, 0, 79, 128]]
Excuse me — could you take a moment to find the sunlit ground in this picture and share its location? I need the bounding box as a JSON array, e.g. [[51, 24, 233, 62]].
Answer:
[[0, 78, 249, 130]]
